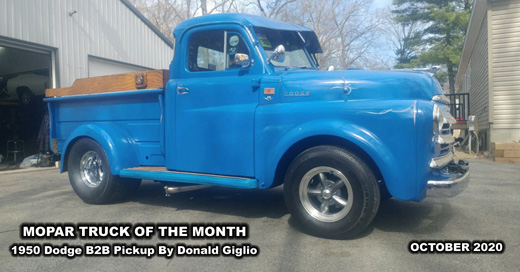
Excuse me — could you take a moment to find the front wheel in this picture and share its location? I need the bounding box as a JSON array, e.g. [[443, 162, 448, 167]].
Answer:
[[284, 146, 380, 238], [68, 138, 140, 204]]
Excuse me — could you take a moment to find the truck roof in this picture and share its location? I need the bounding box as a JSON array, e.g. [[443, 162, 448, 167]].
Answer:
[[173, 13, 322, 53]]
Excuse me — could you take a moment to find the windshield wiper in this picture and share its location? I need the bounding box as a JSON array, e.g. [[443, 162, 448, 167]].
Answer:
[[274, 66, 314, 71], [288, 66, 314, 70]]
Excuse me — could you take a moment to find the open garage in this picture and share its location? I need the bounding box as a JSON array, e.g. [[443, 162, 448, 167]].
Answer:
[[0, 42, 54, 164], [0, 0, 173, 167]]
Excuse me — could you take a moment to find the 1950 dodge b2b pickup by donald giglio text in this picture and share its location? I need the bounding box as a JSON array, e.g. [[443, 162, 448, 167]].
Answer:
[[45, 14, 469, 238]]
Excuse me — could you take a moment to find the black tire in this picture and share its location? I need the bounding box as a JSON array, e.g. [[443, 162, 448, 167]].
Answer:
[[17, 87, 33, 105], [67, 138, 141, 204], [284, 146, 380, 238]]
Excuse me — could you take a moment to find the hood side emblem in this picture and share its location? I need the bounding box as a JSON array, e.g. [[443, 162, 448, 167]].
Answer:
[[342, 76, 352, 95], [264, 88, 275, 95]]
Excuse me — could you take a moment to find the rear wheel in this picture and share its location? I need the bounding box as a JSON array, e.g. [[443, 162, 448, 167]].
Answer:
[[284, 146, 380, 238], [68, 138, 140, 204]]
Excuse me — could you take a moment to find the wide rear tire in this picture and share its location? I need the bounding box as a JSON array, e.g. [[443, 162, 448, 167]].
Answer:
[[67, 138, 140, 204], [284, 146, 380, 238]]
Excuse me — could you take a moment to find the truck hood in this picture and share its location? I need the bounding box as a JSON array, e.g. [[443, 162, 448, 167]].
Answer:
[[276, 70, 443, 102]]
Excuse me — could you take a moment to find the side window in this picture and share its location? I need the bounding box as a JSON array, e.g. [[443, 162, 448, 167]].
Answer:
[[188, 30, 250, 72], [188, 30, 225, 72]]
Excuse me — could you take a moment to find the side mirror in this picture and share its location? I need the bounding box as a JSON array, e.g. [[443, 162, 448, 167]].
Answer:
[[268, 45, 285, 64], [234, 53, 250, 67]]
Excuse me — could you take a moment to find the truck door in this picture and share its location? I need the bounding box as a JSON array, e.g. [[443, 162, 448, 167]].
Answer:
[[167, 27, 261, 177]]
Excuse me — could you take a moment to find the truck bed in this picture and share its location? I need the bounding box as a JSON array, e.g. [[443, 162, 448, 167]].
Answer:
[[45, 70, 170, 169]]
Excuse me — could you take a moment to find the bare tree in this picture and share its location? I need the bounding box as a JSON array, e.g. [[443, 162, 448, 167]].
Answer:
[[330, 0, 385, 69], [201, 0, 238, 15], [130, 0, 392, 70], [254, 0, 297, 19], [280, 0, 387, 69], [130, 0, 177, 41], [129, 0, 240, 41], [383, 7, 424, 68]]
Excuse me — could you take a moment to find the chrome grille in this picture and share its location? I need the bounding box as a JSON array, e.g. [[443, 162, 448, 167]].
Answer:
[[431, 101, 456, 169]]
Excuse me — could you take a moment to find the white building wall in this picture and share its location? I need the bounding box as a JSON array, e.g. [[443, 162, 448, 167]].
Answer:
[[0, 0, 173, 88], [457, 0, 520, 146], [490, 0, 520, 131], [470, 13, 490, 130]]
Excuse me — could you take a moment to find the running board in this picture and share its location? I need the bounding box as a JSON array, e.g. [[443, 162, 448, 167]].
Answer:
[[119, 167, 258, 189]]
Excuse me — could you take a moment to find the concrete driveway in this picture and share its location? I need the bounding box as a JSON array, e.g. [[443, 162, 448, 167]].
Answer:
[[1, 159, 519, 271]]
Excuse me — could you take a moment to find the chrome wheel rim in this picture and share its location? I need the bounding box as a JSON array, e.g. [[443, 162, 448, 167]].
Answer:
[[79, 151, 104, 187], [299, 167, 353, 222]]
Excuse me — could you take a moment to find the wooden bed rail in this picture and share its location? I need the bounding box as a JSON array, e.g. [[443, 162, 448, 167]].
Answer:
[[45, 69, 169, 97]]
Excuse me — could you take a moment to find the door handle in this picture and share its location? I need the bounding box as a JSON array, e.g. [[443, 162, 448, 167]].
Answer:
[[251, 78, 260, 89], [177, 86, 189, 95]]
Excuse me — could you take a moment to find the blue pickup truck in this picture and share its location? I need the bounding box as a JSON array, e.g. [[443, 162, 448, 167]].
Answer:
[[45, 14, 469, 238]]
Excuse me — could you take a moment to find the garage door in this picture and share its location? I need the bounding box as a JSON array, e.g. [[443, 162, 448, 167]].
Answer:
[[88, 56, 149, 77], [0, 44, 53, 104], [0, 41, 55, 164]]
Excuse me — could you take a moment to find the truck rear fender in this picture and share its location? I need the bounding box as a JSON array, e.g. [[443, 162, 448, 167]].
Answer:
[[60, 124, 139, 175], [256, 120, 401, 195]]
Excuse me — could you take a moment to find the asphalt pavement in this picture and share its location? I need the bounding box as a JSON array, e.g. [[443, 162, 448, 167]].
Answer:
[[1, 159, 519, 271]]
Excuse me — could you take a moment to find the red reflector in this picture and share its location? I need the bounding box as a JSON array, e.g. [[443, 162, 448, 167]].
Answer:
[[135, 74, 147, 89]]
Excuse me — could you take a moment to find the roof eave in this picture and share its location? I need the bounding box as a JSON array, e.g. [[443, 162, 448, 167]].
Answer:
[[120, 0, 174, 48], [455, 0, 488, 88]]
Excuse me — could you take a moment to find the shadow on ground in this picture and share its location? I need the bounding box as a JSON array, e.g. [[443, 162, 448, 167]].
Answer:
[[131, 181, 452, 238], [132, 180, 289, 220], [373, 198, 453, 235]]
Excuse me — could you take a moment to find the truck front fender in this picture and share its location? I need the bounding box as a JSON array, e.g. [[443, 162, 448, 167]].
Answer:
[[60, 124, 139, 175], [255, 119, 402, 194]]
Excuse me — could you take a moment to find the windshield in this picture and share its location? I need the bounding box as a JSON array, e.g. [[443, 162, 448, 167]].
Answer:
[[254, 27, 314, 69]]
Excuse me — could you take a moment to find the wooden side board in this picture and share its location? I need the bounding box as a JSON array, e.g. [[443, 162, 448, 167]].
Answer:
[[493, 143, 520, 150], [45, 69, 169, 97], [495, 157, 520, 163], [492, 142, 520, 163]]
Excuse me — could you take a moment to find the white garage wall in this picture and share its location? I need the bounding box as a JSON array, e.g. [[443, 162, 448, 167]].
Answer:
[[88, 56, 147, 77], [0, 0, 173, 88]]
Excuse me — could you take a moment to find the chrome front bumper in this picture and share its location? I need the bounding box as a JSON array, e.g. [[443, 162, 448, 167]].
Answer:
[[427, 160, 470, 198]]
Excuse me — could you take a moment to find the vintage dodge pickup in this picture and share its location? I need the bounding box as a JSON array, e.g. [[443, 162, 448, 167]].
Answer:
[[45, 14, 469, 238]]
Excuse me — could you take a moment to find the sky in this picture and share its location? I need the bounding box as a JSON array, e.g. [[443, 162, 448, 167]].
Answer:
[[372, 0, 392, 8], [371, 0, 397, 68]]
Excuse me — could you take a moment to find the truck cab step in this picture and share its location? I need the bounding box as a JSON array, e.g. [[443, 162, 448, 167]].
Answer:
[[119, 167, 258, 189]]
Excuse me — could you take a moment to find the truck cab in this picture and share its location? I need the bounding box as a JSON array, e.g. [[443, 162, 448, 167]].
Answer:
[[45, 14, 469, 238]]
